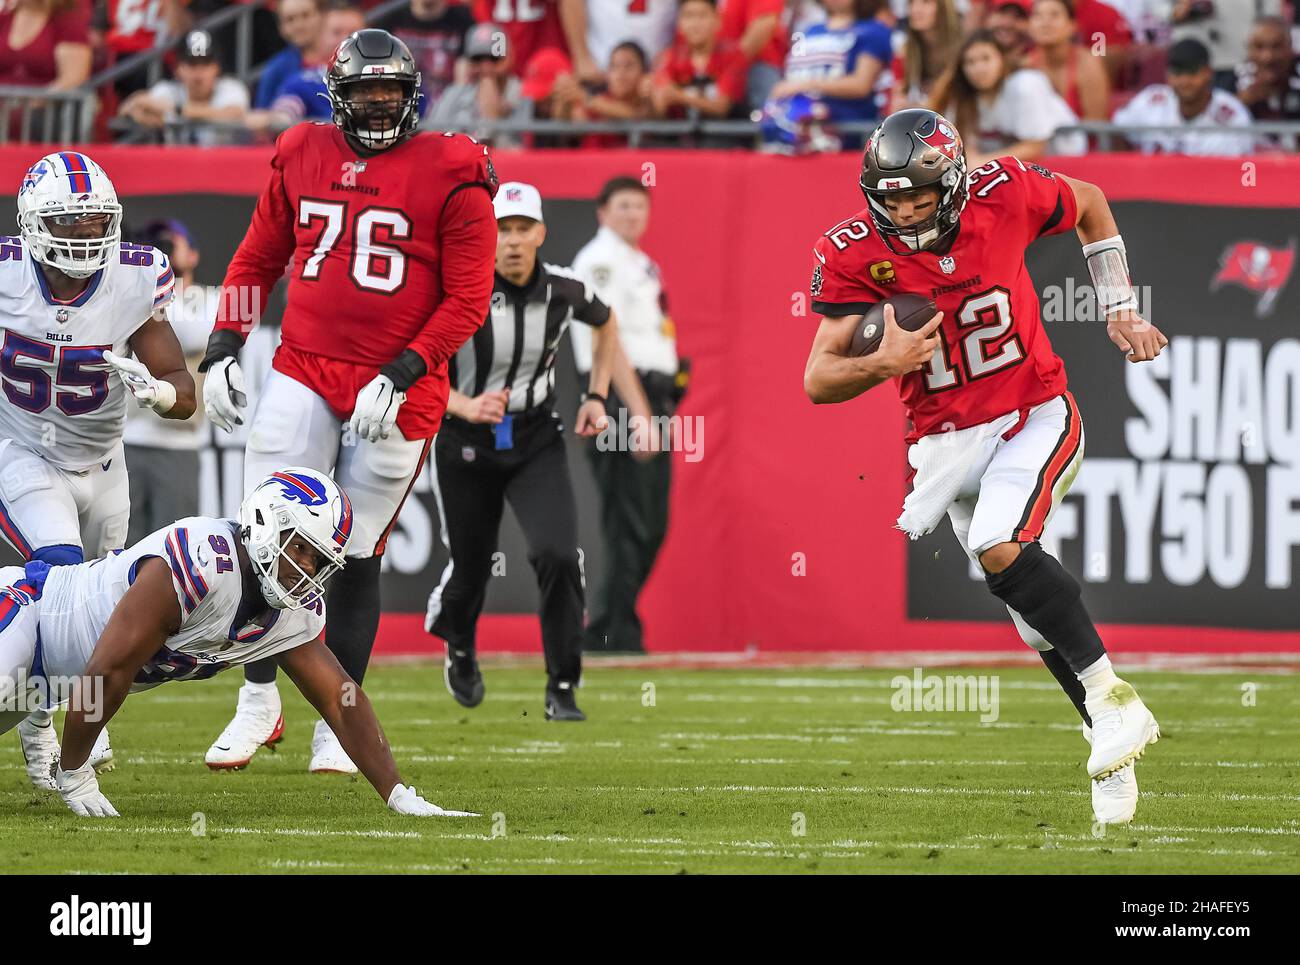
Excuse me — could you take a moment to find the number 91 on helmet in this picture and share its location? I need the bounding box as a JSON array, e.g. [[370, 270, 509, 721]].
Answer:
[[239, 468, 353, 610]]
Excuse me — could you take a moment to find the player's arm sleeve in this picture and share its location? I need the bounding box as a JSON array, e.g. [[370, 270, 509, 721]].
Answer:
[[809, 237, 876, 318], [1012, 159, 1079, 242], [401, 180, 498, 374], [212, 132, 299, 341], [152, 249, 176, 314]]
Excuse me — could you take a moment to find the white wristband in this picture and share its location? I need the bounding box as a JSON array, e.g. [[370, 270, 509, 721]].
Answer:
[[1082, 234, 1138, 316]]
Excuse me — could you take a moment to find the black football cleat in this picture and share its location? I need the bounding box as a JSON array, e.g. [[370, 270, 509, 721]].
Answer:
[[444, 646, 485, 708], [544, 681, 586, 721]]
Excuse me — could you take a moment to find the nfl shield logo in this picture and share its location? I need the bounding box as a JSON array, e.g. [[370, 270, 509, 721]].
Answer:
[[462, 446, 476, 463], [55, 308, 70, 324], [939, 256, 956, 275]]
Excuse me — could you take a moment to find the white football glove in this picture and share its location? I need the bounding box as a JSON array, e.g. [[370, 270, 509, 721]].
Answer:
[[386, 784, 479, 817], [56, 762, 119, 818], [102, 350, 176, 414], [348, 374, 405, 443], [203, 356, 247, 433]]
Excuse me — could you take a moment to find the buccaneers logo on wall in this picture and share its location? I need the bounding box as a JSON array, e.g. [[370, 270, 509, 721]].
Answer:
[[1212, 240, 1295, 317]]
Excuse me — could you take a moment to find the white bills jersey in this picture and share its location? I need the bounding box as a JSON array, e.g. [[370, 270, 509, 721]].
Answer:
[[35, 516, 325, 693], [0, 235, 175, 471]]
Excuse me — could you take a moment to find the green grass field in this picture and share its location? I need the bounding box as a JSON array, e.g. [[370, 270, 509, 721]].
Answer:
[[2, 661, 1297, 874]]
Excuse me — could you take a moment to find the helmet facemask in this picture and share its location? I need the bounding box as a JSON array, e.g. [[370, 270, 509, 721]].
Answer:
[[238, 469, 352, 611], [858, 110, 970, 257], [328, 76, 420, 151], [244, 511, 346, 611], [862, 156, 968, 256], [21, 205, 122, 278]]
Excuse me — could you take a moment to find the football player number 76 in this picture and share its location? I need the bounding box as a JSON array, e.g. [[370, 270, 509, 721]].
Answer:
[[297, 200, 412, 293]]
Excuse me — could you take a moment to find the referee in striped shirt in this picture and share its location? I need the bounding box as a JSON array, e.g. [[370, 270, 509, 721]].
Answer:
[[424, 182, 650, 721]]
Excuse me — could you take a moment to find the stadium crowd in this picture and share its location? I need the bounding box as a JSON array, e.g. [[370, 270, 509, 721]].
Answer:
[[3, 0, 1300, 150]]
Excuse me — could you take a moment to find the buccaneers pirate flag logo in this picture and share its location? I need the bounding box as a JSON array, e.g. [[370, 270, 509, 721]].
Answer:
[[1212, 240, 1295, 317]]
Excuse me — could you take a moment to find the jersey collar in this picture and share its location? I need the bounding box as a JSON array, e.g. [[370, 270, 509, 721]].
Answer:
[[494, 263, 550, 304], [31, 258, 104, 308]]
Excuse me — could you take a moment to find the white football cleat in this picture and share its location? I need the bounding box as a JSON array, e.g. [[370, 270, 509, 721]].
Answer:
[[309, 719, 357, 775], [1084, 723, 1138, 824], [205, 683, 284, 770], [18, 716, 59, 790], [90, 726, 114, 773], [1086, 681, 1159, 779]]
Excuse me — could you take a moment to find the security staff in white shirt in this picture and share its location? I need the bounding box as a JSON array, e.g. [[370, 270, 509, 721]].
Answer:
[[570, 175, 686, 654], [1113, 38, 1257, 156]]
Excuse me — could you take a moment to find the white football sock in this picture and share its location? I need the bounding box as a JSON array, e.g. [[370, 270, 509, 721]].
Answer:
[[241, 680, 279, 699], [1077, 654, 1123, 704]]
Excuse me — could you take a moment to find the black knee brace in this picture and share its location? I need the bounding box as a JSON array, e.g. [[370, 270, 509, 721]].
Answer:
[[985, 542, 1105, 673]]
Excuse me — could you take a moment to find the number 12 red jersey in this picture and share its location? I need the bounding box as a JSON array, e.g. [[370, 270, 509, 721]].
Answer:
[[811, 157, 1079, 442]]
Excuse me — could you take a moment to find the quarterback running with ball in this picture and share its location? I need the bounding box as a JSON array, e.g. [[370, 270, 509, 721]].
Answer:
[[0, 467, 472, 818], [199, 29, 498, 773], [803, 110, 1168, 825]]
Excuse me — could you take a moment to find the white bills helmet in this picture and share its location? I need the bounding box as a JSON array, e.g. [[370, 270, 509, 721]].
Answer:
[[17, 151, 123, 278], [238, 468, 353, 610]]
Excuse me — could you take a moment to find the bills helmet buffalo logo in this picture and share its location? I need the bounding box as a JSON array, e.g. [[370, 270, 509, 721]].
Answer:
[[1212, 240, 1295, 317], [269, 471, 330, 507]]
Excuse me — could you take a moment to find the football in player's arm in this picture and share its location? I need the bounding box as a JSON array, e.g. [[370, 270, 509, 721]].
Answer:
[[804, 172, 1168, 406]]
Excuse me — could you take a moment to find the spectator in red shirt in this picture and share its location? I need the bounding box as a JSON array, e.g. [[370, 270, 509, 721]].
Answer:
[[1072, 0, 1131, 82], [0, 0, 91, 90], [471, 0, 567, 75], [718, 0, 787, 109], [1027, 0, 1110, 119], [985, 0, 1033, 58], [554, 39, 654, 146], [652, 0, 748, 119]]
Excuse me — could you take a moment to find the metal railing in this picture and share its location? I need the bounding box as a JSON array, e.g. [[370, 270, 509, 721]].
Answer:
[[1056, 120, 1300, 151], [99, 114, 1300, 153], [2, 0, 273, 145], [0, 87, 97, 145]]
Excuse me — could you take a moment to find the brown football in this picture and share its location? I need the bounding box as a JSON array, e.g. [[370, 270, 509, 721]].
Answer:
[[849, 293, 938, 357]]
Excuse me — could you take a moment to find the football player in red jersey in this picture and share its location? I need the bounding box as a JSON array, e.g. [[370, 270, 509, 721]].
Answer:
[[803, 109, 1168, 826], [198, 29, 499, 774]]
